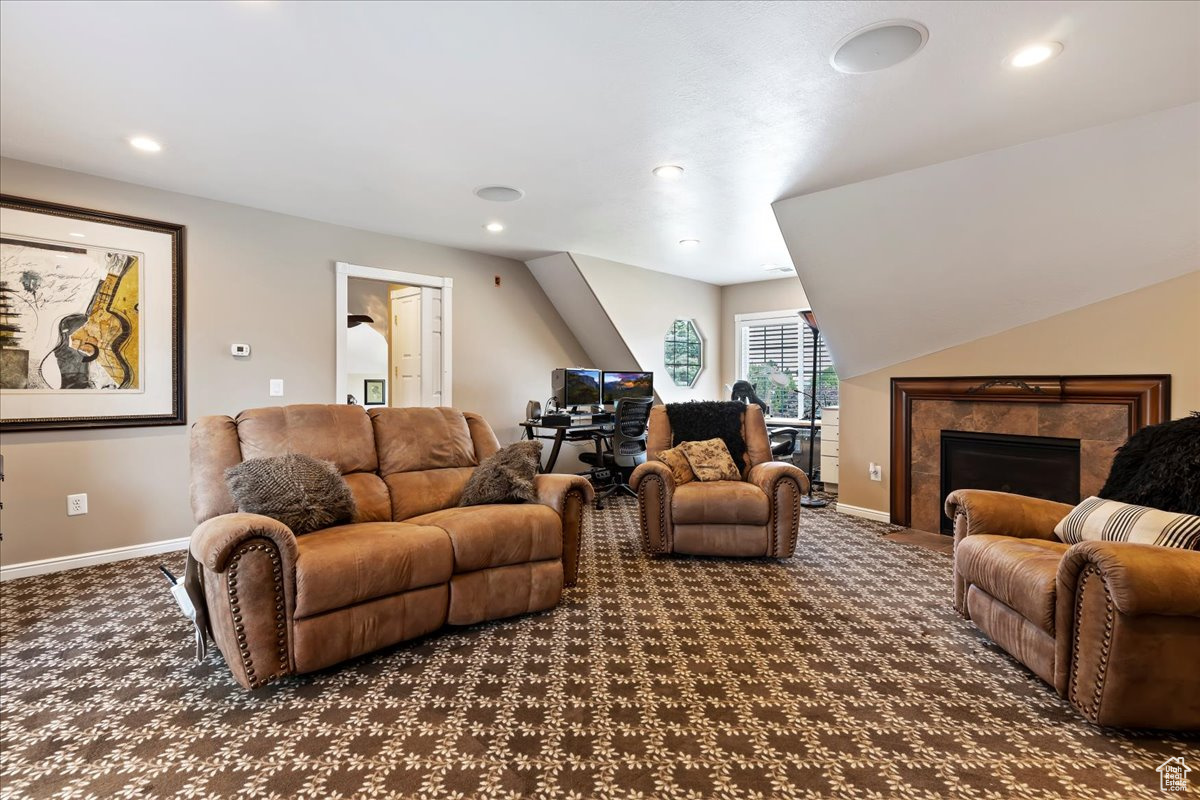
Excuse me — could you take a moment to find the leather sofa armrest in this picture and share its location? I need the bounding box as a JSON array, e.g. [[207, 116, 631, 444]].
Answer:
[[191, 513, 298, 573], [947, 490, 1071, 619], [1058, 541, 1200, 618], [630, 461, 675, 554], [747, 461, 808, 558], [1054, 541, 1200, 728], [533, 474, 594, 587], [189, 513, 298, 690], [945, 490, 1071, 542]]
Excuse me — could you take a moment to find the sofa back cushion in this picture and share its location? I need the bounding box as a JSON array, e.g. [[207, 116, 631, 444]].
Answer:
[[1055, 496, 1200, 550], [235, 404, 390, 523], [370, 407, 501, 520], [190, 404, 503, 525]]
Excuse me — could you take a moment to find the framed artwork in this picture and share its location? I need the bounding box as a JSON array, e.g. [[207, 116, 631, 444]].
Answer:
[[0, 195, 186, 431], [363, 378, 386, 406]]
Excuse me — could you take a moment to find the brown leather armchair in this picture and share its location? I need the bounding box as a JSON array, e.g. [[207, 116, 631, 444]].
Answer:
[[630, 405, 809, 558], [947, 489, 1200, 730], [189, 404, 592, 689]]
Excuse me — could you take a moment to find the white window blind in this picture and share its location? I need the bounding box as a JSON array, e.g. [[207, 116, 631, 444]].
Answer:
[[738, 311, 838, 419]]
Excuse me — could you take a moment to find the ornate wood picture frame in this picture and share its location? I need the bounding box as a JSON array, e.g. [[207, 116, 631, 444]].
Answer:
[[0, 195, 186, 431]]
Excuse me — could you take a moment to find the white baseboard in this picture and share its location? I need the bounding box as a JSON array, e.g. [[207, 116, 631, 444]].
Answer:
[[1, 536, 188, 582], [836, 503, 892, 524]]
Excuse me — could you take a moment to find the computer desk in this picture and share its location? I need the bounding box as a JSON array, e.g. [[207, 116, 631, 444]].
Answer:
[[519, 419, 614, 473]]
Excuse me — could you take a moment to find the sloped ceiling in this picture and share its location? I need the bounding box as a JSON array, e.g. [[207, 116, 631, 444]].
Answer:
[[773, 103, 1200, 379]]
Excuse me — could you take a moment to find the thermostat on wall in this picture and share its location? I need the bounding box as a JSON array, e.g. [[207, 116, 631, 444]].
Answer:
[[231, 343, 251, 357]]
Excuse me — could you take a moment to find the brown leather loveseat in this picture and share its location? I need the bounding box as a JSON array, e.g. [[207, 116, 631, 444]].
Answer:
[[189, 404, 592, 689], [630, 404, 809, 558], [947, 489, 1200, 730]]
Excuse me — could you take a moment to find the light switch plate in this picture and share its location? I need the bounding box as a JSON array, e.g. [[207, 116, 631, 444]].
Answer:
[[868, 463, 883, 481], [269, 379, 284, 397]]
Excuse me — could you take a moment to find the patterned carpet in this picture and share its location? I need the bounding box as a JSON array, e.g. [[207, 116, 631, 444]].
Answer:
[[1, 499, 1195, 799]]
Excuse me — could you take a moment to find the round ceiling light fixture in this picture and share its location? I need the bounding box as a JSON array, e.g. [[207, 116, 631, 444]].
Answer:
[[678, 239, 700, 248], [474, 185, 525, 202], [652, 164, 685, 180], [1006, 41, 1063, 68], [484, 222, 505, 233], [831, 20, 928, 74], [128, 136, 162, 152]]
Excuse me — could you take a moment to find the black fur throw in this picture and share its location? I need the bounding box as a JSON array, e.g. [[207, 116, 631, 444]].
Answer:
[[1099, 412, 1200, 514], [666, 401, 748, 470]]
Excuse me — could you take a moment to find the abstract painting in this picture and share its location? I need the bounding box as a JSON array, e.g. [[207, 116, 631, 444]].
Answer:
[[0, 238, 142, 391], [0, 195, 185, 431]]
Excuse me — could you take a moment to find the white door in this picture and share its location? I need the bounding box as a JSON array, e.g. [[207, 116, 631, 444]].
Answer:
[[421, 287, 443, 407], [390, 286, 443, 407]]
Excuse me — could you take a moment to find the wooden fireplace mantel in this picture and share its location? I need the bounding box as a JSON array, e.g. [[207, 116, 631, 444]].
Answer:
[[889, 375, 1171, 526]]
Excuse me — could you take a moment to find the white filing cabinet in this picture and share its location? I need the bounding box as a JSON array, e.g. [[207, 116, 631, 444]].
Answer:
[[820, 407, 839, 487]]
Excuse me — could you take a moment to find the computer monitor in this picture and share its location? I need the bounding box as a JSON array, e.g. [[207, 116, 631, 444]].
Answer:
[[552, 368, 601, 408], [602, 371, 654, 404]]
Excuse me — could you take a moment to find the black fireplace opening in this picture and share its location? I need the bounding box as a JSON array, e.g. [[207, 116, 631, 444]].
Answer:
[[939, 430, 1081, 533]]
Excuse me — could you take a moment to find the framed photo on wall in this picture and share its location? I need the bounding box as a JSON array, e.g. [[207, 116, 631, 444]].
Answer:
[[363, 379, 386, 406], [0, 195, 186, 431]]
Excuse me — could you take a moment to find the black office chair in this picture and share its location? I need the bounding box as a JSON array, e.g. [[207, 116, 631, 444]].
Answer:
[[730, 381, 800, 462], [580, 397, 653, 510]]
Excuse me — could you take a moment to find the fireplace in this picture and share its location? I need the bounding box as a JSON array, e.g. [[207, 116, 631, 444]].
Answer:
[[889, 375, 1169, 533], [938, 431, 1081, 533]]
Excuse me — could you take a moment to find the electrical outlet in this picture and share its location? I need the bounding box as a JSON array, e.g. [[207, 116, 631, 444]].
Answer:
[[269, 378, 284, 397], [67, 493, 88, 516], [868, 463, 883, 482]]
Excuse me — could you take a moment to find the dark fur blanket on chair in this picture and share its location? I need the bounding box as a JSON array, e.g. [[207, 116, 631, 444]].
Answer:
[[1099, 412, 1200, 514], [666, 401, 748, 469]]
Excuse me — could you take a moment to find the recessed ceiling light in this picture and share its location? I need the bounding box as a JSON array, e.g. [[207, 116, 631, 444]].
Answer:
[[1006, 41, 1063, 68], [128, 136, 162, 152], [679, 239, 700, 248], [762, 264, 795, 273], [475, 185, 524, 202], [831, 20, 928, 74], [652, 165, 685, 180], [68, 232, 86, 238], [484, 222, 505, 233]]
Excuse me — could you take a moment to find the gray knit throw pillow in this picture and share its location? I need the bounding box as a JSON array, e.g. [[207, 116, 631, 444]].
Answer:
[[225, 454, 356, 534], [458, 440, 543, 507]]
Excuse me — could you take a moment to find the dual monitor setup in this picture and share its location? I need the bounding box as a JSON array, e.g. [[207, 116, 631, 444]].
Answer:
[[551, 368, 653, 411]]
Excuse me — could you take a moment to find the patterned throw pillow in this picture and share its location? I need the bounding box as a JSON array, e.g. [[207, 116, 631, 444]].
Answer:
[[679, 438, 742, 482], [655, 446, 695, 485], [225, 453, 356, 535], [1054, 496, 1200, 550], [459, 440, 543, 506]]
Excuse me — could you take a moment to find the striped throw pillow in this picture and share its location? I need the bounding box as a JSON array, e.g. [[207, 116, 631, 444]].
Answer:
[[1054, 496, 1200, 550]]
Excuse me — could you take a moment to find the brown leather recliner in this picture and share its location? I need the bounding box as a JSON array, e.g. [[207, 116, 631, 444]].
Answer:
[[189, 404, 593, 689], [630, 404, 809, 558], [947, 489, 1200, 730]]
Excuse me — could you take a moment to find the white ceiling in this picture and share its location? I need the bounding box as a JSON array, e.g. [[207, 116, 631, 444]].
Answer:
[[1, 1, 1197, 286], [774, 103, 1200, 378]]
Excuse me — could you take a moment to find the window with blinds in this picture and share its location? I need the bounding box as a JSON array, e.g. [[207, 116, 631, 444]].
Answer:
[[738, 311, 838, 419]]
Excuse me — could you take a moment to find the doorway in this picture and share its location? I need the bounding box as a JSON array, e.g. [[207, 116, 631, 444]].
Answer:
[[335, 261, 453, 408]]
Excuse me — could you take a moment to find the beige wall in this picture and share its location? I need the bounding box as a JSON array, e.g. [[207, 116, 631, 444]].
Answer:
[[571, 253, 723, 403], [719, 277, 810, 390], [838, 271, 1200, 515], [0, 158, 589, 567]]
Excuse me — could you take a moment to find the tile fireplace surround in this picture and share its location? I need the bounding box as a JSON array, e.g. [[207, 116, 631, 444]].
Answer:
[[890, 376, 1170, 531]]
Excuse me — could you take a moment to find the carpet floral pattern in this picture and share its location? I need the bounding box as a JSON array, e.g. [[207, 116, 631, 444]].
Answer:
[[1, 498, 1195, 798]]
